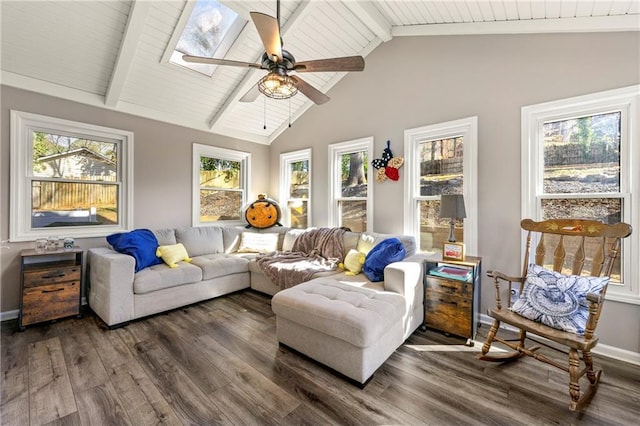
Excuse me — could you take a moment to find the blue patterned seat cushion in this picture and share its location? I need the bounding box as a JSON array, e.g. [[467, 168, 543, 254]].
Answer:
[[511, 264, 609, 335]]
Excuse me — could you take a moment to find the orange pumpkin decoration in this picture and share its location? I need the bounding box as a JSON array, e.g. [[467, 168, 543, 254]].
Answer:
[[245, 193, 282, 229]]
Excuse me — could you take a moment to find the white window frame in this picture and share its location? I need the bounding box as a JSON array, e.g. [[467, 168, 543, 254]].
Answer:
[[162, 0, 246, 78], [403, 117, 479, 254], [192, 143, 251, 227], [10, 110, 133, 241], [279, 148, 312, 228], [328, 137, 374, 232], [522, 85, 639, 305]]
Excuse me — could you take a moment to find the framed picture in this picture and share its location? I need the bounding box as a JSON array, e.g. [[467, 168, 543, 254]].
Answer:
[[443, 242, 465, 261]]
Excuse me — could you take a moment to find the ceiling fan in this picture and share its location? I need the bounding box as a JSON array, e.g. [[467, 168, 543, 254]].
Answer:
[[182, 0, 365, 105]]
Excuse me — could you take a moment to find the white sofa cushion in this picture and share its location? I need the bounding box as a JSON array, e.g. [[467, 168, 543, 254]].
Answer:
[[153, 228, 177, 246], [271, 278, 406, 348], [175, 226, 224, 257], [190, 254, 250, 280], [133, 262, 203, 294]]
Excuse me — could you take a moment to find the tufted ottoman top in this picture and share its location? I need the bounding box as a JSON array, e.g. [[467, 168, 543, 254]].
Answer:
[[271, 278, 406, 348]]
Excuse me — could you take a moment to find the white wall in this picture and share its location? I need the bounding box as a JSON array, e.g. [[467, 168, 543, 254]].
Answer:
[[269, 32, 640, 353]]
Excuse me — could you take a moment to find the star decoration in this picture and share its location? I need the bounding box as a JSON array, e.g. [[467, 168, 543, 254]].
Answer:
[[371, 140, 404, 183]]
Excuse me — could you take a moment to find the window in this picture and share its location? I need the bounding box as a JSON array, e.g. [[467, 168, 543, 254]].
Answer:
[[522, 85, 639, 304], [404, 117, 478, 254], [165, 0, 246, 76], [10, 110, 133, 241], [192, 143, 250, 226], [279, 149, 311, 228], [328, 138, 373, 233]]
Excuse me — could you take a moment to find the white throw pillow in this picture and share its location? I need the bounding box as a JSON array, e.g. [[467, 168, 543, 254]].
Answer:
[[237, 232, 278, 253]]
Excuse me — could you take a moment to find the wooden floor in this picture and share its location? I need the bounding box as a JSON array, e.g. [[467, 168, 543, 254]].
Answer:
[[2, 290, 639, 426]]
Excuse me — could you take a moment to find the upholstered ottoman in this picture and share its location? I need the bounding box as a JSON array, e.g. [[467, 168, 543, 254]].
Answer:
[[271, 277, 407, 384]]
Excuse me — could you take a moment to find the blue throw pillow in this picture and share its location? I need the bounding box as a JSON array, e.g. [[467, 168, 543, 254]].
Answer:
[[106, 229, 162, 272], [363, 238, 406, 282], [511, 264, 609, 335]]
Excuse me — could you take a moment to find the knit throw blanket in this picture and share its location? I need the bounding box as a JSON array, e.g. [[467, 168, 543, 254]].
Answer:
[[256, 227, 347, 290]]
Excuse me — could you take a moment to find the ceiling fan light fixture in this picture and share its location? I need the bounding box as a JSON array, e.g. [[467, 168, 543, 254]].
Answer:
[[258, 73, 298, 100]]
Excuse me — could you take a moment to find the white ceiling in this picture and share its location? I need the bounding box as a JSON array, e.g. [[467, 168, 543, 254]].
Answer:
[[2, 1, 638, 145]]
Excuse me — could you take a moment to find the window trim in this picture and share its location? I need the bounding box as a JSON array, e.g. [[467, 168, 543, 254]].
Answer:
[[521, 85, 639, 305], [192, 143, 251, 227], [10, 110, 134, 241], [328, 137, 374, 233], [279, 148, 312, 228], [403, 117, 479, 254]]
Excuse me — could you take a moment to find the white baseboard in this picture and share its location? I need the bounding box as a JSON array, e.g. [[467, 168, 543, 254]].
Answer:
[[479, 314, 640, 366], [0, 309, 19, 322]]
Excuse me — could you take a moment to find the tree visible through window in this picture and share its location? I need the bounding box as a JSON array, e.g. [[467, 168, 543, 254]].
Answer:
[[417, 136, 464, 251], [328, 138, 372, 233], [31, 132, 119, 228], [340, 151, 368, 232], [199, 157, 242, 221], [193, 144, 250, 225], [280, 149, 311, 228], [542, 112, 621, 221]]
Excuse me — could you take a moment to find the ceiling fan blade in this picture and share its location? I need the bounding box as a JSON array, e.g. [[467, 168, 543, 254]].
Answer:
[[182, 55, 262, 69], [250, 12, 283, 62], [291, 75, 330, 105], [240, 84, 260, 103], [294, 56, 365, 73]]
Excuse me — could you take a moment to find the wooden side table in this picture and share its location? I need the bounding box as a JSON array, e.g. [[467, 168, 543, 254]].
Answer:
[[423, 254, 481, 346], [19, 247, 83, 330]]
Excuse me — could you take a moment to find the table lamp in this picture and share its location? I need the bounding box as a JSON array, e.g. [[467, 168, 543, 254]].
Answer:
[[440, 194, 466, 243]]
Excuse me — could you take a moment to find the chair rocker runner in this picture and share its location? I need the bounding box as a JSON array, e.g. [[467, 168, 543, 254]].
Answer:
[[477, 218, 632, 411]]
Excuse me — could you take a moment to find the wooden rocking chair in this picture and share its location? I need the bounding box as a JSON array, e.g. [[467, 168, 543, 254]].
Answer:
[[477, 218, 632, 411]]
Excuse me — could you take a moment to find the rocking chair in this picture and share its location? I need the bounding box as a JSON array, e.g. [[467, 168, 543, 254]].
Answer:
[[477, 218, 632, 411]]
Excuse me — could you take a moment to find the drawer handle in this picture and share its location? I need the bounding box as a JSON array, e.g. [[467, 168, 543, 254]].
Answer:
[[42, 272, 66, 279], [41, 288, 65, 293]]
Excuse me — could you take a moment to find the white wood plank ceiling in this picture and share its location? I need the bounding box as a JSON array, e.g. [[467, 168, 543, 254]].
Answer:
[[2, 1, 638, 145]]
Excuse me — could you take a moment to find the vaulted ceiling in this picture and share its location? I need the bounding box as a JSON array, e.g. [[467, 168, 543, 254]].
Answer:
[[2, 1, 638, 144]]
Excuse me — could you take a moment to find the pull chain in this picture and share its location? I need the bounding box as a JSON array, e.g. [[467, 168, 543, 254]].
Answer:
[[263, 96, 267, 130], [288, 97, 292, 128]]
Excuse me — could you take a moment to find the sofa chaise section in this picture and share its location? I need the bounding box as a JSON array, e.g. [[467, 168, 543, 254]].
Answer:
[[271, 256, 424, 384]]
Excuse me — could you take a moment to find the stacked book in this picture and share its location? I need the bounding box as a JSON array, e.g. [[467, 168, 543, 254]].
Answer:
[[429, 264, 472, 282]]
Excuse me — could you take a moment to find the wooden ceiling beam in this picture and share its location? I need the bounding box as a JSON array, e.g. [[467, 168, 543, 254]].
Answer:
[[105, 0, 151, 108]]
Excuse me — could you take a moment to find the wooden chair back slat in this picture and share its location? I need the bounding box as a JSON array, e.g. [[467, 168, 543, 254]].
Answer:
[[534, 233, 545, 266], [553, 235, 566, 272], [591, 238, 606, 277], [571, 236, 586, 275]]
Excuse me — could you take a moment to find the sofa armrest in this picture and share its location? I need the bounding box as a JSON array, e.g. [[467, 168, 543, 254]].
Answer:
[[384, 255, 425, 338], [88, 247, 136, 327], [383, 255, 424, 297]]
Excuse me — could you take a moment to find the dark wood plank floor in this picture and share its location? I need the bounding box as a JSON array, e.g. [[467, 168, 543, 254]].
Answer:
[[2, 289, 639, 425]]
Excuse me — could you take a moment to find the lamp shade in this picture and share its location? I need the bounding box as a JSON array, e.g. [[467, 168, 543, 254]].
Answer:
[[440, 194, 466, 219]]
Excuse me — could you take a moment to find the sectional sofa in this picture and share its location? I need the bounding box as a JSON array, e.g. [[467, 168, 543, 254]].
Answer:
[[88, 225, 425, 383]]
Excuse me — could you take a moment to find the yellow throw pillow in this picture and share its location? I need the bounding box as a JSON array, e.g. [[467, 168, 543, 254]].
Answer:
[[341, 249, 366, 276], [156, 243, 191, 268]]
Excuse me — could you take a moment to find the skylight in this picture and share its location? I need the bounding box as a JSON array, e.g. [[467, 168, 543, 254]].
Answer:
[[169, 0, 245, 77]]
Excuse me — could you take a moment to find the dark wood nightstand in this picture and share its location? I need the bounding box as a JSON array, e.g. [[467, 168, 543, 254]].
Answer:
[[423, 254, 481, 346], [19, 247, 83, 330]]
